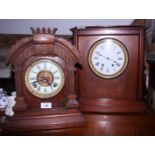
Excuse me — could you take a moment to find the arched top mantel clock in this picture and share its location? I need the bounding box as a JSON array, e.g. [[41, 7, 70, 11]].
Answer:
[[3, 27, 85, 133]]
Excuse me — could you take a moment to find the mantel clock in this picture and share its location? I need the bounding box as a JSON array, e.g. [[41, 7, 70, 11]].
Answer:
[[72, 26, 146, 112], [2, 27, 85, 133]]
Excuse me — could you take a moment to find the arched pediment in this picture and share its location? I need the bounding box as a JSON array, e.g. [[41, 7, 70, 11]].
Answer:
[[6, 27, 80, 67]]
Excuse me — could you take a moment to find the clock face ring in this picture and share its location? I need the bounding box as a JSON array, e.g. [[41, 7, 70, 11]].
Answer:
[[25, 59, 65, 98], [88, 38, 128, 79]]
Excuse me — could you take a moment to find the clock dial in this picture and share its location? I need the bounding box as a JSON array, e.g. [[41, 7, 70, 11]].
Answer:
[[88, 39, 128, 78], [25, 59, 65, 98]]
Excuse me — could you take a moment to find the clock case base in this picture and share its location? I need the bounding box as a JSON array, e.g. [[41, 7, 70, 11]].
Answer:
[[1, 109, 85, 134], [80, 99, 146, 113]]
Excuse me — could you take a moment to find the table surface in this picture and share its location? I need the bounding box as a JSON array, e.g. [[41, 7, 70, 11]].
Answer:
[[1, 110, 155, 136]]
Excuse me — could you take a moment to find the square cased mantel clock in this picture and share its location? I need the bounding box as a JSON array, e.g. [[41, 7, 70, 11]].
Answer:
[[71, 26, 146, 112], [2, 27, 85, 134]]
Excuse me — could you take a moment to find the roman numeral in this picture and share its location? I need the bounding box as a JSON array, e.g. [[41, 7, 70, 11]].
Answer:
[[30, 77, 35, 81], [95, 62, 100, 66], [32, 82, 37, 88], [44, 62, 47, 69], [113, 46, 116, 50], [100, 66, 104, 71], [37, 86, 41, 91], [32, 71, 37, 74], [117, 51, 121, 55], [117, 57, 123, 60], [95, 51, 100, 54], [49, 66, 53, 71], [50, 85, 53, 90], [53, 83, 58, 87], [37, 65, 41, 71], [112, 68, 116, 71], [100, 46, 104, 50], [53, 70, 58, 74], [94, 57, 99, 59], [106, 68, 109, 73], [44, 88, 47, 93], [116, 63, 121, 67], [55, 77, 60, 79]]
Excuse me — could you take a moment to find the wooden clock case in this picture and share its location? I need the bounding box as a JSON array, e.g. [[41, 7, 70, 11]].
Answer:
[[72, 26, 146, 113], [2, 28, 85, 133]]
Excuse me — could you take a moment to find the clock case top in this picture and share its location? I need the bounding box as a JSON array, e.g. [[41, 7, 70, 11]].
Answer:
[[2, 28, 85, 133], [71, 26, 146, 112]]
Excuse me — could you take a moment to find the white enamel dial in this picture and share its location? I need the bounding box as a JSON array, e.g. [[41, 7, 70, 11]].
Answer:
[[88, 39, 128, 79], [25, 59, 65, 98]]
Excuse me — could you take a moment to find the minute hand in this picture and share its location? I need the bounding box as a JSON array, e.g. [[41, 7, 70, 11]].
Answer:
[[96, 53, 120, 66], [32, 79, 44, 83], [32, 78, 51, 86]]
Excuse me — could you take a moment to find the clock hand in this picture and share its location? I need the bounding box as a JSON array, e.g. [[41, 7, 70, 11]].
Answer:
[[32, 78, 51, 88], [107, 58, 120, 66], [96, 53, 113, 61], [43, 77, 52, 86], [96, 53, 120, 66], [40, 76, 52, 86], [32, 79, 44, 83], [96, 53, 109, 59]]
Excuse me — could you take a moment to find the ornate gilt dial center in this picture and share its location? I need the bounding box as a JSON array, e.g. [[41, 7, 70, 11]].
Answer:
[[37, 71, 54, 87]]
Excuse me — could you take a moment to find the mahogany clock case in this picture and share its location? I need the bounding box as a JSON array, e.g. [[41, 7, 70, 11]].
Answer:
[[72, 26, 146, 113], [6, 31, 80, 111], [1, 28, 85, 133]]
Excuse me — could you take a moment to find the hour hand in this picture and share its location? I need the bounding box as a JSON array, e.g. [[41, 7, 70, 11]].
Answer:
[[31, 79, 43, 88], [42, 77, 51, 86], [32, 79, 43, 83], [96, 53, 120, 65], [96, 53, 103, 57], [96, 52, 105, 57], [47, 80, 52, 86]]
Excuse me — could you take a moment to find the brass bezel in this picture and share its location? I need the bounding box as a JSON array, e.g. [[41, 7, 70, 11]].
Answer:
[[25, 59, 65, 98], [88, 38, 128, 79]]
